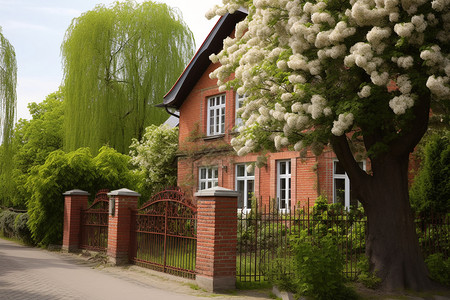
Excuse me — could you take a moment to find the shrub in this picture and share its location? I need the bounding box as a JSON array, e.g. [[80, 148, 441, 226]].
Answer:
[[14, 213, 34, 245], [410, 132, 450, 216], [348, 219, 366, 253], [416, 220, 450, 258], [26, 146, 138, 246], [237, 203, 289, 253], [265, 257, 297, 293], [291, 231, 357, 300], [0, 210, 18, 238], [357, 255, 381, 289], [129, 124, 178, 200], [425, 253, 450, 287]]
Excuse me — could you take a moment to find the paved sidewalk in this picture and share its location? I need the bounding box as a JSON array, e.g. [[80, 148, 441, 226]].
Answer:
[[0, 238, 270, 300]]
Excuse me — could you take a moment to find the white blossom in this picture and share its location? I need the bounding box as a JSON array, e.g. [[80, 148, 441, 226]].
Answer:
[[288, 74, 306, 84], [331, 113, 354, 136], [367, 27, 391, 45], [394, 56, 414, 69], [394, 22, 415, 37], [329, 21, 356, 42], [307, 95, 327, 119], [389, 94, 414, 114], [206, 0, 449, 159], [323, 107, 332, 116], [420, 45, 444, 66], [389, 12, 400, 22], [370, 71, 390, 86], [426, 76, 450, 99], [358, 85, 372, 98], [291, 102, 303, 113], [431, 0, 450, 11], [277, 60, 288, 70], [281, 93, 293, 102], [397, 74, 412, 94], [411, 15, 427, 32], [294, 140, 304, 151]]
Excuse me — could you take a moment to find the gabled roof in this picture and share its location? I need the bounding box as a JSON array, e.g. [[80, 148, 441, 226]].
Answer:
[[161, 10, 247, 109]]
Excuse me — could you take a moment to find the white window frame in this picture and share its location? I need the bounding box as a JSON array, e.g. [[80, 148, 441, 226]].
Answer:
[[277, 160, 291, 213], [235, 93, 246, 128], [333, 160, 366, 209], [199, 166, 219, 190], [235, 163, 255, 214], [207, 94, 226, 136]]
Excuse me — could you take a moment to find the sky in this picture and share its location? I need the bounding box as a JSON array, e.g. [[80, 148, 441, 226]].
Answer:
[[0, 0, 222, 121]]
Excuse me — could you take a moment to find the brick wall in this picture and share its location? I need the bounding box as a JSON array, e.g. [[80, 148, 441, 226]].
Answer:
[[107, 189, 139, 265], [195, 187, 238, 291], [62, 190, 89, 252]]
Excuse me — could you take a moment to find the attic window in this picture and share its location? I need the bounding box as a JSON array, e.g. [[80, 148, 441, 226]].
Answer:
[[207, 94, 226, 136]]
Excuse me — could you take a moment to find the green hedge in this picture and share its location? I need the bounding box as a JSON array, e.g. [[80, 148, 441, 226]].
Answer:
[[0, 210, 33, 244]]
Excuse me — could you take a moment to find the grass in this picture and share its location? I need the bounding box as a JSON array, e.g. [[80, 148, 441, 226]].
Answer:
[[0, 232, 33, 246], [134, 234, 196, 278], [236, 280, 271, 290], [188, 283, 201, 290]]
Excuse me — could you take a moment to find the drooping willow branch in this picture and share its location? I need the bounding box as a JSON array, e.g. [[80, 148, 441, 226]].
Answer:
[[0, 27, 17, 147], [0, 27, 17, 205], [61, 1, 195, 153]]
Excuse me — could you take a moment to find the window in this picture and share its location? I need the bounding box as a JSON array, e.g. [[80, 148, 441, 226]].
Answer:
[[199, 166, 218, 190], [277, 160, 291, 212], [235, 93, 246, 128], [207, 94, 226, 136], [333, 160, 365, 209], [236, 164, 255, 212]]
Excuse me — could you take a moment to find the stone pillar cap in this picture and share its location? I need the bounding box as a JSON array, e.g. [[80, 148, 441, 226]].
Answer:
[[195, 186, 240, 197], [108, 188, 141, 197], [63, 189, 90, 196]]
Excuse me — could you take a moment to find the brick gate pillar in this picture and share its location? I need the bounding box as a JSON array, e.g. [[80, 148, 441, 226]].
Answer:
[[62, 189, 90, 252], [195, 186, 239, 292], [107, 188, 140, 265]]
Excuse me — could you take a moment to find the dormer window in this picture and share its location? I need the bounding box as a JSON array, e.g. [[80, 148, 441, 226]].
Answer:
[[207, 94, 226, 136]]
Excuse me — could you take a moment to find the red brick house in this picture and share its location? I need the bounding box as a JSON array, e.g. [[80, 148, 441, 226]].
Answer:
[[160, 10, 366, 211]]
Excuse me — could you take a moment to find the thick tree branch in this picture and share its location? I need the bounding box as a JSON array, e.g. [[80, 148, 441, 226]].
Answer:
[[390, 94, 431, 157], [330, 134, 369, 200]]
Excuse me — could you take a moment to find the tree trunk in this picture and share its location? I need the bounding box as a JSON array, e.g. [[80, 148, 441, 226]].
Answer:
[[330, 93, 434, 291], [361, 153, 434, 291]]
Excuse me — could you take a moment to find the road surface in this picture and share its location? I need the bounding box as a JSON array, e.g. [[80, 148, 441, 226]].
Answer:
[[0, 238, 269, 300]]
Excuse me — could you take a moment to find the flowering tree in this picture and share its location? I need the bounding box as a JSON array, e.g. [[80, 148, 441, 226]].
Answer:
[[129, 124, 178, 199], [207, 0, 449, 291]]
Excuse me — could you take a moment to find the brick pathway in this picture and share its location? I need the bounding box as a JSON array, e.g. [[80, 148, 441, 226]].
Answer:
[[0, 239, 213, 300]]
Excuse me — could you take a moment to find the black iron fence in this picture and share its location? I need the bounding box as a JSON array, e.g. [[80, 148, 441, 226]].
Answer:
[[416, 214, 449, 258], [237, 199, 449, 282]]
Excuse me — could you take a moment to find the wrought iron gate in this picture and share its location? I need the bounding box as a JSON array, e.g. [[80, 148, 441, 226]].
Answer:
[[130, 188, 197, 278], [80, 190, 109, 251]]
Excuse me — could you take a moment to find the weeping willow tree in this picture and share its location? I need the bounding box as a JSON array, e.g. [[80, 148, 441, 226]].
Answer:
[[62, 1, 194, 153], [0, 27, 17, 206]]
